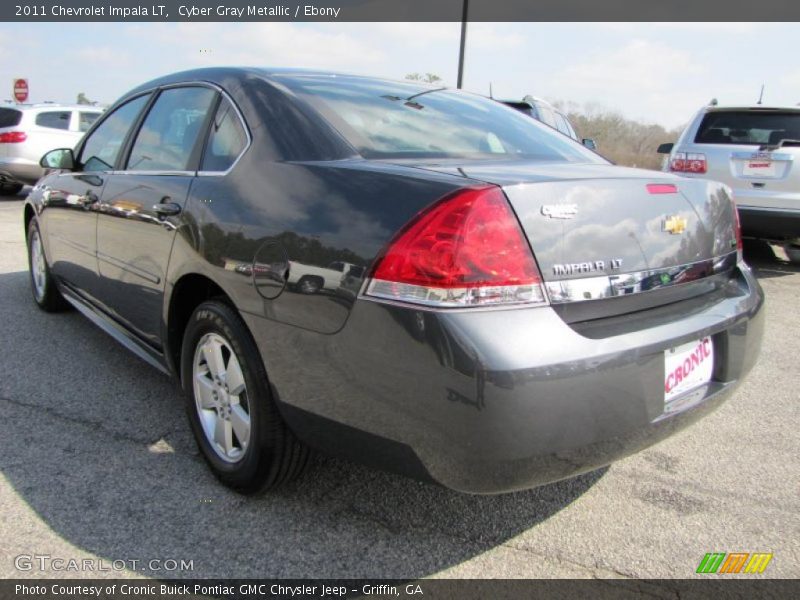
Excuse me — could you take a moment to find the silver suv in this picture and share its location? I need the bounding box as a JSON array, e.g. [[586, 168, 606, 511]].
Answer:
[[0, 103, 104, 194], [659, 103, 800, 262]]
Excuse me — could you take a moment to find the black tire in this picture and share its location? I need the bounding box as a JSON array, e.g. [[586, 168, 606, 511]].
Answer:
[[1, 182, 24, 196], [27, 218, 69, 312], [297, 275, 322, 294], [181, 300, 309, 493]]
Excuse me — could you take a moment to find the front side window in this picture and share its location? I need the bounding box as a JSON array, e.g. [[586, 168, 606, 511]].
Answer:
[[35, 111, 70, 130], [127, 86, 216, 172], [280, 76, 602, 163], [200, 98, 248, 172], [79, 95, 150, 172]]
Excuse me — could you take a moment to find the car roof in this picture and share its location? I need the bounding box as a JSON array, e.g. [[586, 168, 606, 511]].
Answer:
[[126, 66, 435, 96], [497, 95, 561, 112], [522, 95, 554, 108], [3, 103, 105, 111], [704, 105, 800, 112]]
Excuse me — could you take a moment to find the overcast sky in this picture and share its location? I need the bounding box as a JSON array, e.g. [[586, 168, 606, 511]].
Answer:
[[2, 22, 799, 129]]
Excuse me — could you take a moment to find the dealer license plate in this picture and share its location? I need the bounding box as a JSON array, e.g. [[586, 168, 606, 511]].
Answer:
[[664, 337, 713, 403], [743, 160, 776, 177]]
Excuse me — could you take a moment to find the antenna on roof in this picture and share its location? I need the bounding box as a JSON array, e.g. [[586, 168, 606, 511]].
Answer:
[[489, 82, 493, 99], [709, 98, 718, 106], [757, 84, 765, 105]]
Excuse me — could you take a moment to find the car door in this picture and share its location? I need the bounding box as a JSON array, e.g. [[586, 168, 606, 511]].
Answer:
[[43, 95, 150, 301], [94, 85, 217, 346]]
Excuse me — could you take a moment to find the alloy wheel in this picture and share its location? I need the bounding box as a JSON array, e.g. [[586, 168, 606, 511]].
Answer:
[[192, 332, 251, 463], [30, 229, 47, 301]]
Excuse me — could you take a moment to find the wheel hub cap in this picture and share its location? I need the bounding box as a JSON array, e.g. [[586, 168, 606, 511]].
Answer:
[[30, 230, 46, 301], [192, 333, 251, 463]]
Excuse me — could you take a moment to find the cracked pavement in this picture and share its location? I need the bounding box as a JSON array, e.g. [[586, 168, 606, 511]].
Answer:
[[0, 192, 797, 579]]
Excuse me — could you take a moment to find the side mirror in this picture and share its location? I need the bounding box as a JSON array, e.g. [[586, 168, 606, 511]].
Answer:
[[657, 142, 674, 154], [582, 138, 597, 151], [40, 148, 76, 170]]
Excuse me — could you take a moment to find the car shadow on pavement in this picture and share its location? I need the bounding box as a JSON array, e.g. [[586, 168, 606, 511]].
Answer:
[[744, 240, 799, 279], [0, 269, 605, 579]]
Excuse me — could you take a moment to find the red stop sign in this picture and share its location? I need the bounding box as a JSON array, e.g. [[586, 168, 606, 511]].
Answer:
[[13, 79, 28, 103]]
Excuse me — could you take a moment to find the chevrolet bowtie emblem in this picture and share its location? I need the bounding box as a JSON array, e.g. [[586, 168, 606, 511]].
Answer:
[[662, 215, 687, 235]]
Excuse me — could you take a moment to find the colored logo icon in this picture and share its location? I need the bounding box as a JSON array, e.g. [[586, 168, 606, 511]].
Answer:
[[696, 552, 773, 574]]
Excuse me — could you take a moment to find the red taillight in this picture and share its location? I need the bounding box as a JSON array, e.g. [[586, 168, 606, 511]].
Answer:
[[0, 131, 27, 143], [669, 152, 707, 174], [646, 183, 678, 194], [366, 186, 546, 307]]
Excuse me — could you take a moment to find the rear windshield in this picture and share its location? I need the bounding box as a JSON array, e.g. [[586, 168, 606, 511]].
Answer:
[[0, 108, 22, 128], [695, 110, 800, 145], [278, 76, 604, 163]]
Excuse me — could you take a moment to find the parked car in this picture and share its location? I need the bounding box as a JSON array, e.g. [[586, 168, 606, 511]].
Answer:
[[25, 68, 763, 494], [658, 103, 800, 262], [287, 260, 360, 294], [0, 103, 103, 194], [500, 95, 597, 150]]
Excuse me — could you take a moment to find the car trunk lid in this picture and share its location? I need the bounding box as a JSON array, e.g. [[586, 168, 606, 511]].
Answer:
[[390, 160, 739, 318]]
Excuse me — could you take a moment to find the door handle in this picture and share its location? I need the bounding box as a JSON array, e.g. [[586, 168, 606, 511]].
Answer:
[[153, 201, 182, 218]]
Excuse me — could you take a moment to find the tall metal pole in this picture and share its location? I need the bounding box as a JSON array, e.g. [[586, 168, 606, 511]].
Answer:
[[456, 0, 469, 89]]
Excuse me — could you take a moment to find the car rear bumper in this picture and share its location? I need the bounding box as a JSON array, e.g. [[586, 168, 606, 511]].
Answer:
[[0, 157, 43, 185], [245, 263, 764, 494], [738, 205, 800, 242]]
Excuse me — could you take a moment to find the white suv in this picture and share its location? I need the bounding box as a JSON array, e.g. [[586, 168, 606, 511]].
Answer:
[[0, 103, 104, 194], [659, 103, 800, 262]]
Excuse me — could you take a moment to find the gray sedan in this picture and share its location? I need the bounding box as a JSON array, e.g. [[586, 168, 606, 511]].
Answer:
[[25, 68, 763, 494]]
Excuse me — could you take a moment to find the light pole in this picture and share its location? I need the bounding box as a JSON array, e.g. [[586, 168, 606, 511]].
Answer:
[[456, 0, 469, 89]]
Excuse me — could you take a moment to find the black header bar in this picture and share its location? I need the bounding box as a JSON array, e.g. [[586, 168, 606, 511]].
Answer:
[[3, 0, 800, 22]]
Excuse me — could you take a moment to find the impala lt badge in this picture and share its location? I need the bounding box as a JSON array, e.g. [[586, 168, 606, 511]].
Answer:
[[553, 258, 623, 275], [663, 215, 688, 235], [541, 204, 578, 219]]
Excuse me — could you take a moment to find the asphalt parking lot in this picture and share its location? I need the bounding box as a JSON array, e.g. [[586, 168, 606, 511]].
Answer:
[[0, 188, 797, 580]]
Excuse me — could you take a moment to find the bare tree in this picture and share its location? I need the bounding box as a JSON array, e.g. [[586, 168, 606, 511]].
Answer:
[[553, 100, 685, 170], [405, 73, 443, 84]]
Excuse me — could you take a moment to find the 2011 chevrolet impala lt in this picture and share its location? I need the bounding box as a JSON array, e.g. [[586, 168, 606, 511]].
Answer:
[[24, 68, 764, 494]]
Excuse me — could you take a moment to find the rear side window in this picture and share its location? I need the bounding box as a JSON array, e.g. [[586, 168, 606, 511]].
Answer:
[[35, 111, 70, 130], [80, 94, 150, 172], [695, 111, 800, 145], [79, 111, 101, 132], [127, 86, 216, 172], [0, 108, 22, 128], [200, 98, 248, 172]]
